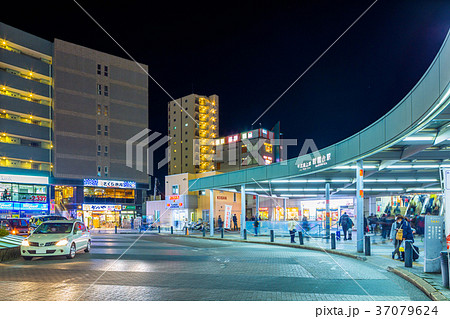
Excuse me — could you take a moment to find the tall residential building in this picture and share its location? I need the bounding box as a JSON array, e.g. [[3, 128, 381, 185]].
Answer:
[[0, 22, 149, 225], [0, 22, 53, 218], [168, 93, 219, 175], [214, 128, 279, 173]]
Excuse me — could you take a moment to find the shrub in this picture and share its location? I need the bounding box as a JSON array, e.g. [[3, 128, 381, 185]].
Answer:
[[0, 228, 9, 237]]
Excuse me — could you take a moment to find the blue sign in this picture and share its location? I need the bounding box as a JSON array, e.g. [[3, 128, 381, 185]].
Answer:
[[0, 202, 48, 211], [83, 179, 136, 189], [0, 202, 14, 210]]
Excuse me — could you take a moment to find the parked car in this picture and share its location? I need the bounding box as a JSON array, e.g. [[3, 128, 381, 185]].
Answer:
[[21, 220, 91, 260], [0, 218, 29, 236], [29, 215, 68, 233]]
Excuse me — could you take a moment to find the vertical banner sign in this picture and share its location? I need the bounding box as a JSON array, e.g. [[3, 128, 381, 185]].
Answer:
[[224, 205, 232, 229], [443, 169, 450, 249]]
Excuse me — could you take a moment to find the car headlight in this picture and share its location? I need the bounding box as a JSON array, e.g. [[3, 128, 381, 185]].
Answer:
[[22, 239, 30, 246], [55, 238, 69, 246]]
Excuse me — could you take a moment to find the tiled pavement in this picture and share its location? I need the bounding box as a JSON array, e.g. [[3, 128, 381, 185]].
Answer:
[[0, 233, 430, 301]]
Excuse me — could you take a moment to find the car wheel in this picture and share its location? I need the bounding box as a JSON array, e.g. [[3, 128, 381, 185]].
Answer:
[[84, 240, 91, 253], [23, 256, 33, 261], [66, 243, 76, 259]]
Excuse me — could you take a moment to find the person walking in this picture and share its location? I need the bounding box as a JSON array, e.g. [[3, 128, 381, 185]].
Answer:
[[254, 219, 259, 236], [288, 219, 296, 243], [232, 214, 238, 231], [338, 212, 353, 240], [301, 216, 310, 241]]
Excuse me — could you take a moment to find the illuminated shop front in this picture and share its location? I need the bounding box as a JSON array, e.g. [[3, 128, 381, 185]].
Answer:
[[165, 195, 198, 230], [72, 179, 140, 228], [300, 198, 354, 224], [0, 174, 49, 218]]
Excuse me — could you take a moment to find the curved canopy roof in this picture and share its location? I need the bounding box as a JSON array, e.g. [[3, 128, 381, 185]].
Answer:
[[189, 30, 450, 198]]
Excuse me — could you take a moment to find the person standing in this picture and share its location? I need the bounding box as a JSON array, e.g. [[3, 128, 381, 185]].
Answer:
[[232, 214, 238, 231], [390, 215, 413, 260], [254, 219, 259, 236], [218, 215, 223, 231], [288, 219, 296, 243], [338, 212, 353, 240]]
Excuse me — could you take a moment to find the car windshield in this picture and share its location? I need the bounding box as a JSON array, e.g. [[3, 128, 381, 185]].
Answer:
[[9, 219, 28, 227], [34, 223, 72, 234]]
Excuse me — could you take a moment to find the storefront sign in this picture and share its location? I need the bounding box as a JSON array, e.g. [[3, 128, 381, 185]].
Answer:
[[166, 195, 183, 209], [224, 205, 232, 229], [21, 203, 48, 211], [0, 202, 14, 210], [82, 204, 122, 211], [0, 174, 48, 185], [216, 195, 227, 200], [122, 205, 136, 211], [0, 202, 48, 211], [18, 194, 47, 202], [83, 179, 136, 189]]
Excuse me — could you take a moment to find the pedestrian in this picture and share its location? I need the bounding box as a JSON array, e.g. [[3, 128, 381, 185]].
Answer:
[[390, 215, 414, 260], [380, 213, 388, 239], [254, 218, 259, 236], [218, 215, 223, 231], [338, 212, 353, 240], [232, 214, 238, 231], [288, 219, 296, 243], [301, 216, 310, 241]]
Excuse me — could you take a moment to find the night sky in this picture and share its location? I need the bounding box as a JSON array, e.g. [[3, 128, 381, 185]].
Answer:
[[3, 1, 450, 191]]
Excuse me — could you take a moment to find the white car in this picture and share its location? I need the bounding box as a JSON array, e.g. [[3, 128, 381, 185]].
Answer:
[[21, 220, 91, 260]]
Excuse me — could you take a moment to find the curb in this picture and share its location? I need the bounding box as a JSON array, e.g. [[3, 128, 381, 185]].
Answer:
[[160, 233, 367, 262], [387, 267, 448, 301]]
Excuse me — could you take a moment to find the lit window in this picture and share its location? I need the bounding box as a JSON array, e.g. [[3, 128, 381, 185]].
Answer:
[[97, 166, 101, 177], [97, 84, 102, 95], [172, 185, 179, 195], [97, 104, 101, 115], [104, 105, 108, 116], [242, 133, 247, 139], [264, 143, 273, 153], [248, 132, 253, 138], [185, 123, 188, 126]]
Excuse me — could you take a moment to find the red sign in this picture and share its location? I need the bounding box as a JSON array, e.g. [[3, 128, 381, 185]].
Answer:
[[169, 195, 180, 200]]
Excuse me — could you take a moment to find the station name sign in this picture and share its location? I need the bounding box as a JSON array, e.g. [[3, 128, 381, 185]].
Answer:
[[297, 152, 332, 171], [83, 179, 136, 189]]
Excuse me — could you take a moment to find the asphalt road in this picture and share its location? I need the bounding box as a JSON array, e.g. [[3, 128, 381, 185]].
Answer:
[[0, 233, 430, 301]]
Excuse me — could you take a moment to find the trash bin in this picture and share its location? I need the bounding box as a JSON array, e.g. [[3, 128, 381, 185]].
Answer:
[[441, 251, 449, 288]]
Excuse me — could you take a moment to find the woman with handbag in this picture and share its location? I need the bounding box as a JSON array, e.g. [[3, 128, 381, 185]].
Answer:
[[390, 215, 405, 260]]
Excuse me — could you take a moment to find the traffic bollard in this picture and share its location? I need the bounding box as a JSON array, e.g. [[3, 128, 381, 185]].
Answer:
[[364, 235, 371, 256], [331, 233, 336, 249], [170, 226, 173, 234], [270, 229, 274, 242], [243, 229, 247, 240], [115, 225, 117, 234], [202, 228, 206, 237], [441, 251, 449, 288], [298, 231, 304, 245], [221, 228, 224, 238], [184, 227, 188, 235], [158, 226, 160, 233], [404, 240, 413, 268]]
